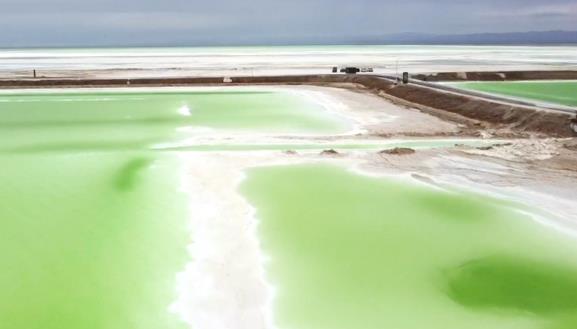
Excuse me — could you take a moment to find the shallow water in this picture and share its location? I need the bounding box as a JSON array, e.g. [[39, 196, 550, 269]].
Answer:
[[241, 164, 577, 329], [0, 88, 350, 328], [0, 153, 190, 329], [2, 87, 576, 329], [452, 81, 577, 107], [0, 89, 349, 152]]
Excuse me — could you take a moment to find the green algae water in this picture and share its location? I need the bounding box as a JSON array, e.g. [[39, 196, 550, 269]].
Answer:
[[0, 88, 350, 328], [0, 89, 349, 152], [241, 164, 577, 329], [0, 153, 190, 329], [0, 90, 348, 134], [4, 86, 577, 329], [452, 81, 577, 107]]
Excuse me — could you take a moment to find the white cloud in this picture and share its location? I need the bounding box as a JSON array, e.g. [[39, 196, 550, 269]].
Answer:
[[481, 3, 577, 18], [0, 0, 576, 46], [0, 12, 238, 31]]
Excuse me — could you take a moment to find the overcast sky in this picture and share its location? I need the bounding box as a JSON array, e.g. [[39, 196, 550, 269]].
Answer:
[[1, 0, 576, 47]]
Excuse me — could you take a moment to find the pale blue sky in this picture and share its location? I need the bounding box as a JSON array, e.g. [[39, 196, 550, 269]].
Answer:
[[1, 0, 576, 46]]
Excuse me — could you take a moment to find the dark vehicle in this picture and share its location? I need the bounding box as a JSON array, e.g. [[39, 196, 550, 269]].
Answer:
[[340, 67, 361, 74]]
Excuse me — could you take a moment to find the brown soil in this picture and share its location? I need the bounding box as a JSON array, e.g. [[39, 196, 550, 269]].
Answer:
[[380, 83, 575, 138], [379, 148, 416, 155], [476, 146, 494, 151], [564, 139, 577, 151], [320, 149, 341, 156], [412, 70, 577, 82]]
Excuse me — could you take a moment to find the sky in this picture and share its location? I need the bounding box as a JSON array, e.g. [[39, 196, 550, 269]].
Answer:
[[1, 0, 577, 47]]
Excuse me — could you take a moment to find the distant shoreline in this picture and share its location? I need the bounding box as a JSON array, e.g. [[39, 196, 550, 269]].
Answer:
[[2, 43, 577, 50]]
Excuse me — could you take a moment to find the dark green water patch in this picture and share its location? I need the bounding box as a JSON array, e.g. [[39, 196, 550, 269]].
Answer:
[[446, 255, 577, 315], [114, 157, 153, 191]]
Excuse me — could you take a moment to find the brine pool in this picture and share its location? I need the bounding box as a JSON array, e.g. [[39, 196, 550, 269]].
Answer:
[[451, 81, 577, 108], [1, 88, 577, 329]]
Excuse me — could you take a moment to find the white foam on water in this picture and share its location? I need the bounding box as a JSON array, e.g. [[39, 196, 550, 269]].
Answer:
[[178, 105, 192, 117]]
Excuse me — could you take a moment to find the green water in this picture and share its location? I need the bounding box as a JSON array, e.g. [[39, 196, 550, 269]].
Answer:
[[241, 164, 577, 329], [0, 153, 190, 329], [0, 90, 349, 152], [0, 89, 350, 328], [3, 87, 576, 329], [452, 81, 577, 107]]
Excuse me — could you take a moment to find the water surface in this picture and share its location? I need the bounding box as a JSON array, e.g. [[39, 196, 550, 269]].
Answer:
[[0, 153, 190, 329], [452, 81, 577, 107], [241, 164, 577, 329], [0, 88, 349, 328]]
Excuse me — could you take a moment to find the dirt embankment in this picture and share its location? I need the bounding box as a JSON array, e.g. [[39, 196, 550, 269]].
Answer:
[[0, 74, 574, 137], [380, 83, 575, 137], [0, 75, 359, 88], [412, 70, 577, 82], [339, 75, 575, 138]]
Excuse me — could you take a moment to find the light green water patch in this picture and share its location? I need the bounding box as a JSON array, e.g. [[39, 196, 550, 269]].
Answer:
[[0, 153, 190, 329], [451, 81, 577, 107], [241, 164, 577, 329], [0, 139, 496, 154], [0, 90, 350, 151]]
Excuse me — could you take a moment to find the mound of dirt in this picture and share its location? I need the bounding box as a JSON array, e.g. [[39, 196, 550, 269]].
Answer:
[[379, 147, 416, 155], [564, 140, 577, 151], [320, 149, 341, 156], [476, 146, 494, 151], [476, 143, 513, 151]]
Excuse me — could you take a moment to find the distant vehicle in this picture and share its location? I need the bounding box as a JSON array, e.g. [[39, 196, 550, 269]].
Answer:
[[341, 67, 360, 74], [335, 67, 373, 74]]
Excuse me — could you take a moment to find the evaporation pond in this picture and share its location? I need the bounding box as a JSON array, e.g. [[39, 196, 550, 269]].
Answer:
[[451, 81, 577, 107], [0, 88, 348, 329], [241, 164, 577, 329], [0, 89, 350, 152], [0, 153, 190, 329]]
